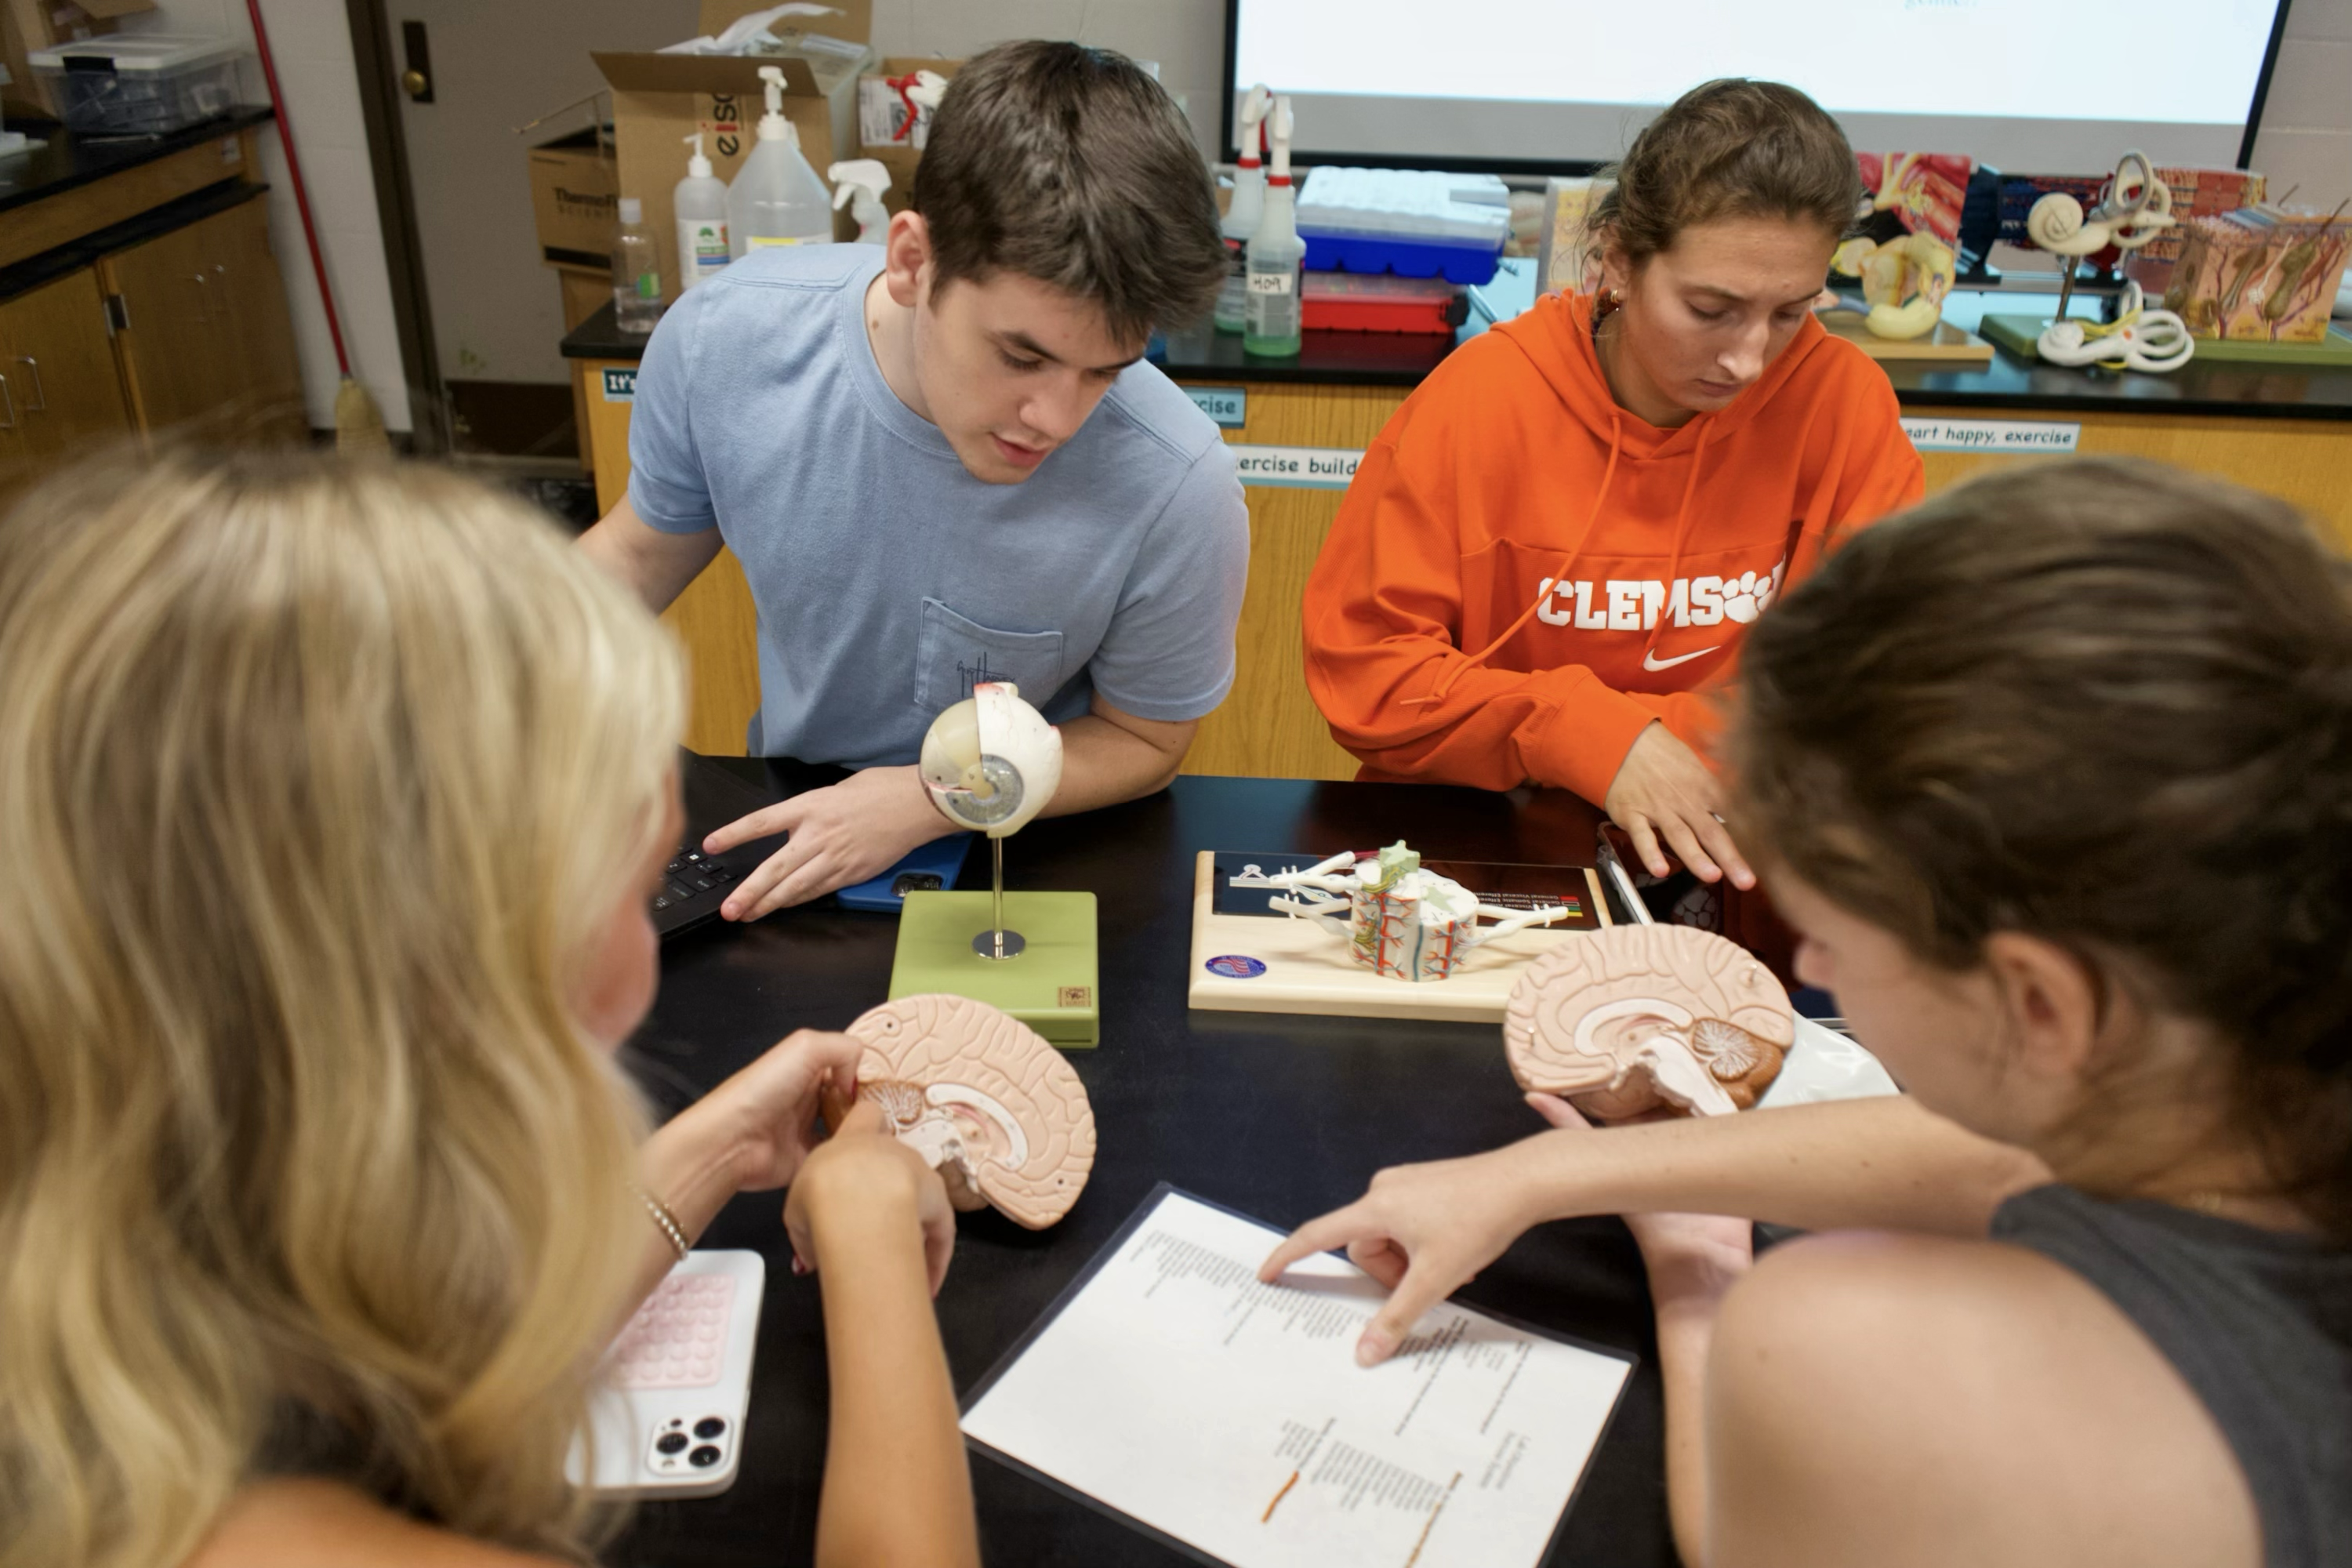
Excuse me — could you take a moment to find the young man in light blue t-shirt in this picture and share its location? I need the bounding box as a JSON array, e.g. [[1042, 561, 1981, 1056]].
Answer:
[[582, 42, 1247, 917]]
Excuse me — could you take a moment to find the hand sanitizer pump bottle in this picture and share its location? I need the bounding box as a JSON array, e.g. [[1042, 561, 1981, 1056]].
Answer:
[[673, 132, 731, 291], [1243, 96, 1305, 358], [727, 65, 834, 256], [612, 198, 664, 332], [1214, 85, 1272, 334]]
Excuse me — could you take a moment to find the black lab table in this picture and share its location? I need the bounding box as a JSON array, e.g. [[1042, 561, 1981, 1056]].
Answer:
[[609, 770, 1673, 1568]]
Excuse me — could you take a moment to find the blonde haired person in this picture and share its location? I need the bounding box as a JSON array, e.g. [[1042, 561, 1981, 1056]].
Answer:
[[0, 452, 979, 1568]]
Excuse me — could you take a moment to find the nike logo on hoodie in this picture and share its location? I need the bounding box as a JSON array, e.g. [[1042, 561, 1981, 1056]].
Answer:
[[1300, 289, 1926, 803]]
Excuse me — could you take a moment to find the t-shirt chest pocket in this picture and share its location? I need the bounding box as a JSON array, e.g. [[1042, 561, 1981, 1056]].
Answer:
[[913, 597, 1068, 713]]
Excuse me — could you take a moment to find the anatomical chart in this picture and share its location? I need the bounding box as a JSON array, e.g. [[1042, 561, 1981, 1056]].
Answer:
[[960, 1189, 1632, 1568]]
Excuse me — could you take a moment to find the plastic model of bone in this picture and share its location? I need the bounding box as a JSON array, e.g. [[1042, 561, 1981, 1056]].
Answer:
[[1830, 231, 1957, 339], [847, 994, 1095, 1229], [1250, 842, 1573, 983], [1503, 924, 1791, 1119]]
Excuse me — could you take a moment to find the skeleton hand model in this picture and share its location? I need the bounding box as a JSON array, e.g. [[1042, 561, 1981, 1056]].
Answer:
[[1504, 924, 1791, 1119]]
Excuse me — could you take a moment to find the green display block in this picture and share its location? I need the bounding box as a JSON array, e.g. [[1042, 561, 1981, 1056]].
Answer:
[[1982, 313, 2352, 367], [889, 891, 1100, 1047]]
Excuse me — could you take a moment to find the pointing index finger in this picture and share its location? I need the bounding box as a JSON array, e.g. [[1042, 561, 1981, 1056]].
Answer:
[[1258, 1204, 1375, 1283]]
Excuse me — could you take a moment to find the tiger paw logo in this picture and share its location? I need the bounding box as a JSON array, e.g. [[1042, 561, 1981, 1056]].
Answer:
[[1722, 569, 1773, 625]]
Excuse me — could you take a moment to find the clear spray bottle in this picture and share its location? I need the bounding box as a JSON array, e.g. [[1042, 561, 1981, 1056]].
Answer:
[[1214, 84, 1272, 334], [1243, 96, 1304, 358]]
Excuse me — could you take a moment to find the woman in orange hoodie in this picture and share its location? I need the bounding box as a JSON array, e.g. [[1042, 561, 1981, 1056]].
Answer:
[[1303, 79, 1922, 888]]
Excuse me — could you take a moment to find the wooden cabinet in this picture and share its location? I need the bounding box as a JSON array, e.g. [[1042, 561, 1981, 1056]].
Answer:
[[0, 268, 134, 499], [97, 194, 305, 446]]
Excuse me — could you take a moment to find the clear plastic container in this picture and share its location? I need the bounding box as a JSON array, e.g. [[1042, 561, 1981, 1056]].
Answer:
[[29, 35, 248, 137]]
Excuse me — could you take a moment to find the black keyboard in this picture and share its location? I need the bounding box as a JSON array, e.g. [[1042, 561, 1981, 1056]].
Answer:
[[653, 848, 737, 914]]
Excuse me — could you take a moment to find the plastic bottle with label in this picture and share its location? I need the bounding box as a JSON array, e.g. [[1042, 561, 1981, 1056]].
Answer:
[[1243, 96, 1304, 358], [1214, 86, 1272, 333], [612, 197, 664, 332], [728, 64, 834, 256], [673, 132, 731, 290]]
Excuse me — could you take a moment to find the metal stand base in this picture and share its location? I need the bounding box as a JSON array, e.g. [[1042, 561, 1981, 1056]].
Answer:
[[975, 835, 1023, 960]]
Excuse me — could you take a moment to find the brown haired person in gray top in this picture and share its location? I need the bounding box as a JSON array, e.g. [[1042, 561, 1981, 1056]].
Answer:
[[582, 42, 1245, 915], [1269, 459, 2352, 1566]]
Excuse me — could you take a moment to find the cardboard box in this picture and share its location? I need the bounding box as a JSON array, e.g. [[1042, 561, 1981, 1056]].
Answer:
[[858, 55, 959, 214], [593, 0, 870, 299], [528, 125, 618, 267]]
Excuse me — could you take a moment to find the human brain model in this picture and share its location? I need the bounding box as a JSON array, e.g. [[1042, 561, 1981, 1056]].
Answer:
[[847, 994, 1096, 1229], [1503, 924, 1791, 1120]]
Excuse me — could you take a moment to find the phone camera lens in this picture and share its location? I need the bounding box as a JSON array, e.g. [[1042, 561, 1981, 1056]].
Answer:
[[693, 1417, 728, 1439], [655, 1432, 688, 1455], [689, 1444, 723, 1468]]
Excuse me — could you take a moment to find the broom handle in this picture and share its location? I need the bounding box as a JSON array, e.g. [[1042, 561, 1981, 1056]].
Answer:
[[245, 0, 350, 378]]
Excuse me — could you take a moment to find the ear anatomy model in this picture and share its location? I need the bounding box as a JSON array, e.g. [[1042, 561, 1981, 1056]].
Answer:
[[1247, 841, 1576, 983], [848, 994, 1096, 1229], [1503, 924, 1792, 1119]]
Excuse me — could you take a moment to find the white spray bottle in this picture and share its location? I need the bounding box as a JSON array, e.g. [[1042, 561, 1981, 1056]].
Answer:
[[827, 158, 892, 244], [673, 132, 731, 290], [1243, 95, 1305, 357], [1214, 84, 1273, 333], [727, 64, 834, 256]]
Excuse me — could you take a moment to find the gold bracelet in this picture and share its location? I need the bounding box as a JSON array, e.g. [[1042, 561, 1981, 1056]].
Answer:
[[635, 1187, 691, 1262]]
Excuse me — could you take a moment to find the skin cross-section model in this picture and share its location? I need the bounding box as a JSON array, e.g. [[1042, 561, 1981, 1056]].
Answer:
[[846, 994, 1096, 1229], [1502, 924, 1792, 1120]]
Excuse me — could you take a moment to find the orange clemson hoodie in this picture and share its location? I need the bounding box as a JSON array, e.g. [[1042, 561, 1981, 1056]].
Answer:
[[1303, 290, 1923, 802]]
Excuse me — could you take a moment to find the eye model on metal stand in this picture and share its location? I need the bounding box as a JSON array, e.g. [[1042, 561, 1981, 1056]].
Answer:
[[887, 682, 1102, 1046]]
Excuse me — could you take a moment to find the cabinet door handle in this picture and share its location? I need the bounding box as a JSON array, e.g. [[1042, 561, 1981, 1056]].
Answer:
[[7, 355, 43, 412], [0, 372, 16, 431]]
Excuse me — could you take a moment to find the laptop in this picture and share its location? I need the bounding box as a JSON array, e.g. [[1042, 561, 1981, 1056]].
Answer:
[[656, 751, 971, 938], [655, 750, 790, 939]]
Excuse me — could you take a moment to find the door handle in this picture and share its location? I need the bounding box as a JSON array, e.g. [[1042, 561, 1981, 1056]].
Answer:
[[190, 272, 211, 325], [7, 355, 42, 412], [0, 372, 16, 431], [401, 20, 434, 103]]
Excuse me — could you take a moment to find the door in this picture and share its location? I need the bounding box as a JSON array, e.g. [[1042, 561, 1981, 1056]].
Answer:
[[376, 0, 694, 459], [99, 195, 306, 445], [0, 267, 134, 498]]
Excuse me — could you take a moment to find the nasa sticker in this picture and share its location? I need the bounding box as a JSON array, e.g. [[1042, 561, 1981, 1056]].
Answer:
[[1204, 954, 1268, 979]]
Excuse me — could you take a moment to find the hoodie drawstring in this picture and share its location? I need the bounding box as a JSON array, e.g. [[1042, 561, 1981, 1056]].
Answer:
[[1407, 408, 1626, 708], [1637, 416, 1712, 666]]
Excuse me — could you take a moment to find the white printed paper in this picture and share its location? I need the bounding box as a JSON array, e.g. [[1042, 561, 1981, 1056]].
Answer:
[[961, 1191, 1631, 1568]]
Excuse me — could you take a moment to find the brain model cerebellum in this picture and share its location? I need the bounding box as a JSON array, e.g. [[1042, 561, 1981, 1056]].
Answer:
[[1504, 924, 1792, 1120], [847, 995, 1095, 1229]]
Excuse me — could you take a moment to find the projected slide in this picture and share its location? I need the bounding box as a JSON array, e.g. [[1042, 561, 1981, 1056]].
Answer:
[[1232, 0, 2281, 169]]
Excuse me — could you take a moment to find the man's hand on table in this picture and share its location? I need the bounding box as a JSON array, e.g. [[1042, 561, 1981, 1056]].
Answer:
[[705, 764, 950, 919], [1602, 720, 1756, 890]]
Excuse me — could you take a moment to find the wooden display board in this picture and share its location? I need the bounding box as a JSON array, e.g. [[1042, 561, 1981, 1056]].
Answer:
[[1185, 851, 1611, 1024], [1817, 310, 1994, 362]]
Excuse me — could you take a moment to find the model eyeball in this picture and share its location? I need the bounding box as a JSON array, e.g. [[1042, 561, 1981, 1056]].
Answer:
[[918, 681, 1064, 839]]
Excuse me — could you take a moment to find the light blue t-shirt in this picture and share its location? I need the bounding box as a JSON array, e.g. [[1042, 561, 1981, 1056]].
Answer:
[[626, 245, 1249, 768]]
